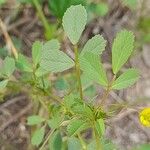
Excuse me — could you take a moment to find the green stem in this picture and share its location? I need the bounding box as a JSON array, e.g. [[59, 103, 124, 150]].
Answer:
[[78, 133, 87, 150], [39, 129, 55, 150], [93, 123, 102, 150], [74, 45, 83, 100], [32, 0, 53, 39]]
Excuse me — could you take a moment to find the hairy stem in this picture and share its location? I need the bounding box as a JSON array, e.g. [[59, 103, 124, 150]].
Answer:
[[74, 45, 83, 100]]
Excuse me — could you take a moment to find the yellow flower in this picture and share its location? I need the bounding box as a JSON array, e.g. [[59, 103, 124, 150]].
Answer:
[[139, 108, 150, 127]]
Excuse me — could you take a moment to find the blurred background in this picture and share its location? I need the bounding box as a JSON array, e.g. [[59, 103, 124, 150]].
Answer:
[[0, 0, 150, 150]]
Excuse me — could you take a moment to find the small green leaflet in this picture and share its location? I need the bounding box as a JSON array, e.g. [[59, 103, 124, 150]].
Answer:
[[49, 131, 62, 150], [68, 137, 82, 150], [32, 41, 42, 66], [40, 39, 74, 73], [16, 54, 33, 72], [2, 57, 15, 77], [80, 52, 108, 87], [94, 3, 109, 16], [112, 68, 140, 90], [0, 80, 8, 89], [96, 118, 105, 136], [31, 127, 45, 147], [112, 30, 135, 74], [67, 119, 89, 136], [80, 34, 106, 56], [62, 5, 87, 45], [27, 115, 45, 125]]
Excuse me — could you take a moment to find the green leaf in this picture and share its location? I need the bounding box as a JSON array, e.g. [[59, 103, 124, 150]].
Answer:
[[0, 0, 5, 6], [41, 39, 74, 73], [0, 80, 8, 89], [132, 144, 150, 150], [112, 30, 135, 74], [31, 127, 45, 147], [62, 5, 87, 45], [96, 118, 105, 136], [32, 41, 42, 66], [68, 137, 82, 150], [48, 0, 71, 19], [112, 68, 140, 90], [80, 52, 108, 87], [121, 0, 137, 9], [80, 34, 106, 56], [49, 131, 62, 150], [54, 77, 69, 90], [16, 54, 33, 72], [27, 115, 45, 125], [67, 119, 89, 136], [94, 3, 109, 16], [72, 104, 94, 120], [35, 67, 49, 77], [2, 57, 15, 77], [47, 115, 62, 129]]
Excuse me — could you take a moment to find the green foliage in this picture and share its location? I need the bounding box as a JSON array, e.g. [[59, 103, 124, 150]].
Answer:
[[80, 52, 108, 87], [32, 41, 42, 67], [62, 5, 87, 45], [0, 4, 141, 150], [0, 0, 5, 6], [132, 144, 150, 150], [68, 137, 82, 150], [96, 118, 105, 136], [16, 54, 32, 72], [49, 131, 62, 150], [0, 80, 8, 89], [112, 68, 140, 90], [67, 119, 89, 136], [1, 57, 15, 77], [112, 30, 135, 74], [121, 0, 137, 9], [48, 0, 86, 19], [94, 2, 109, 16], [27, 115, 45, 125], [80, 34, 106, 56], [40, 39, 74, 73], [31, 127, 45, 146]]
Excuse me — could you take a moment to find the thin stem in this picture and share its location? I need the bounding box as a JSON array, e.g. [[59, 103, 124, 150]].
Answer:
[[74, 45, 83, 100], [97, 75, 116, 110], [93, 122, 102, 150], [0, 17, 18, 59], [32, 0, 52, 39], [39, 129, 55, 150], [77, 133, 87, 150]]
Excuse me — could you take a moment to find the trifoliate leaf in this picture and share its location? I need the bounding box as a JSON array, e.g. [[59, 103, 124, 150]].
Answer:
[[112, 30, 135, 74], [41, 39, 74, 73], [31, 127, 45, 147], [80, 52, 108, 87], [112, 68, 140, 90], [32, 41, 42, 66], [80, 34, 106, 56], [62, 5, 87, 45], [27, 115, 45, 125]]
